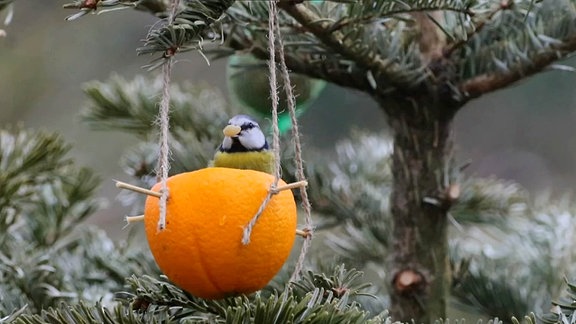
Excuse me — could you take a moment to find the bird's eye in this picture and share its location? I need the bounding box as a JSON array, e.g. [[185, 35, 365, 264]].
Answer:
[[241, 122, 255, 131]]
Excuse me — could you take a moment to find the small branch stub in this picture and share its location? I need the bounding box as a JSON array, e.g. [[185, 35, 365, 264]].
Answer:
[[393, 269, 425, 295], [446, 183, 460, 202], [423, 183, 460, 209]]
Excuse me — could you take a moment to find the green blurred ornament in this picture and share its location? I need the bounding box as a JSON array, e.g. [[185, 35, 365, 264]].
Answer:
[[226, 54, 326, 134]]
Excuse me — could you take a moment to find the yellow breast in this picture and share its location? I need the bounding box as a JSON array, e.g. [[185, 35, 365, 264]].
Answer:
[[211, 151, 275, 174]]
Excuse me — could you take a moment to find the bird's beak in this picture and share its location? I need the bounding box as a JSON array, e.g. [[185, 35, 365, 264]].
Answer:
[[223, 125, 242, 137]]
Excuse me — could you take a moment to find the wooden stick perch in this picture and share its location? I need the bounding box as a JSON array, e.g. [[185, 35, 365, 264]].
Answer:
[[296, 228, 312, 238], [272, 180, 308, 194], [126, 215, 145, 223], [115, 180, 162, 198]]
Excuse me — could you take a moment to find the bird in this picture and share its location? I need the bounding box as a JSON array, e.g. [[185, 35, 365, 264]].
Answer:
[[211, 114, 275, 174]]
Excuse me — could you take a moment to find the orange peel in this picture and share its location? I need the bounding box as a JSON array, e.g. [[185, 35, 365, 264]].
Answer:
[[144, 167, 297, 299]]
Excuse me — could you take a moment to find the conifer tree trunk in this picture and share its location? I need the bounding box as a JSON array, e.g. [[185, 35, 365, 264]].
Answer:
[[383, 98, 457, 323]]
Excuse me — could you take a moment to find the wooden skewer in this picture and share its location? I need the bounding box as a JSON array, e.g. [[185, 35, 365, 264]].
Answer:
[[272, 180, 308, 194], [296, 228, 312, 238], [126, 215, 145, 223], [115, 180, 162, 198]]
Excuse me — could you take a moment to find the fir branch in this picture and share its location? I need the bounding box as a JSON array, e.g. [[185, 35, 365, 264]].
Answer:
[[452, 264, 531, 320], [125, 275, 207, 310], [12, 300, 174, 324], [81, 74, 236, 211], [63, 0, 138, 10], [457, 1, 576, 100], [222, 2, 396, 94], [225, 288, 387, 324], [292, 265, 374, 301], [0, 305, 28, 323], [80, 73, 234, 141], [460, 35, 576, 99], [542, 279, 576, 324], [0, 0, 14, 11], [343, 0, 474, 19], [326, 223, 390, 265], [121, 271, 384, 323], [554, 280, 576, 312], [29, 166, 102, 246], [0, 225, 158, 316], [0, 128, 102, 247], [306, 132, 393, 226], [289, 133, 392, 265], [450, 195, 576, 318], [221, 0, 576, 107], [62, 0, 140, 21], [222, 0, 494, 97], [224, 36, 376, 93], [63, 0, 169, 20], [65, 0, 235, 59], [137, 0, 235, 61], [277, 2, 395, 80], [451, 177, 529, 225], [325, 2, 474, 33], [0, 127, 161, 317], [124, 275, 254, 320], [443, 1, 514, 58]]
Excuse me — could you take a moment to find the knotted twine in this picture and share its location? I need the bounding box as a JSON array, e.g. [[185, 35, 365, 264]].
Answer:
[[240, 0, 314, 282]]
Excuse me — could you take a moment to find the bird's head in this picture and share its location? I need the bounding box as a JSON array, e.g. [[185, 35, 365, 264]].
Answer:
[[219, 115, 269, 152]]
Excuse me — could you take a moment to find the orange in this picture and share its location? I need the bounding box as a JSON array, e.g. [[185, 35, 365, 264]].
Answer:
[[144, 167, 297, 299]]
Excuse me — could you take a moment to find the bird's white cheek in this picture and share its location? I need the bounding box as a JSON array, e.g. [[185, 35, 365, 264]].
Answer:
[[240, 130, 266, 150]]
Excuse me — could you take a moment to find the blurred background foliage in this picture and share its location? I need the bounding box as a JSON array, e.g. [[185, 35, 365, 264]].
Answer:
[[3, 1, 576, 322]]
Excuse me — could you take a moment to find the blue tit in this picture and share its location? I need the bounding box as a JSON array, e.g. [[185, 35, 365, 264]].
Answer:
[[211, 114, 275, 174]]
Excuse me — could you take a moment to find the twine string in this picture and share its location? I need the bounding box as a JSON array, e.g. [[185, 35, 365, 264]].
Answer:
[[272, 3, 313, 283], [241, 0, 282, 245], [156, 0, 181, 231], [241, 0, 314, 283]]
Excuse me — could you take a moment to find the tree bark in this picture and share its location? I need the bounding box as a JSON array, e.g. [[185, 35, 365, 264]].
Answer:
[[384, 98, 456, 323]]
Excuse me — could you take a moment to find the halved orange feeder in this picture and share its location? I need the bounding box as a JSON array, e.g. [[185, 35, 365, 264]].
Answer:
[[144, 167, 297, 299]]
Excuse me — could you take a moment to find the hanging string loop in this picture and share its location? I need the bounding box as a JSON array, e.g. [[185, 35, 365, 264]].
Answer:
[[156, 0, 181, 231], [241, 0, 314, 282]]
